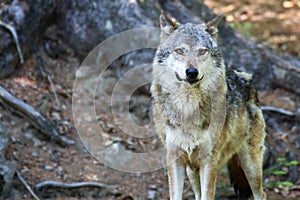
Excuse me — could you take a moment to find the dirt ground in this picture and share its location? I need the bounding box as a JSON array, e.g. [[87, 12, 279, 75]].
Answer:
[[1, 1, 300, 200]]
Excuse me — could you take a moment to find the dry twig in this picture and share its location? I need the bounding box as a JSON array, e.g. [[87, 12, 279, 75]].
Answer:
[[0, 20, 24, 64], [35, 180, 117, 190], [47, 75, 61, 111], [261, 106, 295, 116], [17, 171, 40, 200]]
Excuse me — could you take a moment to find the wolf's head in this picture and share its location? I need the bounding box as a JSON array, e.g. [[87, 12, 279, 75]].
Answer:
[[153, 13, 224, 87]]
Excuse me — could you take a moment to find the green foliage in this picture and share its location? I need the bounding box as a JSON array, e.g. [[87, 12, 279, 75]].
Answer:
[[272, 170, 287, 175], [264, 157, 298, 192], [285, 160, 298, 166], [266, 180, 294, 189], [264, 157, 298, 175], [229, 22, 253, 38]]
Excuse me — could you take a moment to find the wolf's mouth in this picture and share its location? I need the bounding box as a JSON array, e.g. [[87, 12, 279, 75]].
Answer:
[[175, 72, 184, 82], [175, 72, 204, 85]]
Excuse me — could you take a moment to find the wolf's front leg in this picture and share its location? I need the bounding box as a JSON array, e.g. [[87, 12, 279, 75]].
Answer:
[[199, 161, 217, 200], [186, 166, 201, 200], [167, 156, 185, 200]]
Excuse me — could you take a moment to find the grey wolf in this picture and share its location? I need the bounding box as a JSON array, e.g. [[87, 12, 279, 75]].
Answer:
[[151, 12, 266, 200]]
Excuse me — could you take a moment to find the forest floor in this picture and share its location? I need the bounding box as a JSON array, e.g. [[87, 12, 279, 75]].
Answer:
[[205, 0, 300, 57], [0, 1, 300, 199]]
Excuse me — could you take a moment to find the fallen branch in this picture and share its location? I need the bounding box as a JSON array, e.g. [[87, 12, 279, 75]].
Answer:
[[261, 106, 295, 116], [16, 171, 40, 200], [0, 86, 74, 146], [35, 180, 117, 190], [0, 20, 24, 64]]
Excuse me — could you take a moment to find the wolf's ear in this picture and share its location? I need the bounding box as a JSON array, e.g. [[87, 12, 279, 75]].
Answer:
[[160, 11, 179, 36], [205, 14, 224, 38]]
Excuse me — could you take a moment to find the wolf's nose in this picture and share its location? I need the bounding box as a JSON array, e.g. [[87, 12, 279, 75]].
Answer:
[[186, 67, 198, 79]]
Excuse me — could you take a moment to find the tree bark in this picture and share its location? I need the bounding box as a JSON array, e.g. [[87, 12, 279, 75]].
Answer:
[[0, 122, 16, 198], [0, 0, 60, 78]]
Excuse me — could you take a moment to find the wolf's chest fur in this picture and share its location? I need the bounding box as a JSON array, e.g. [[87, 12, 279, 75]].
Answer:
[[163, 84, 210, 128], [156, 82, 214, 157]]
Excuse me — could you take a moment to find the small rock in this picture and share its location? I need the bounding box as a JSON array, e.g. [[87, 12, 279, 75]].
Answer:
[[10, 136, 19, 143], [99, 120, 106, 129], [55, 166, 64, 177], [44, 165, 54, 171], [20, 167, 30, 174], [23, 132, 43, 147], [51, 112, 61, 120], [149, 184, 157, 190], [147, 190, 156, 199], [70, 150, 77, 155], [33, 138, 42, 147], [31, 151, 39, 158], [111, 136, 123, 142], [107, 123, 114, 129], [105, 20, 113, 30], [24, 132, 33, 140], [282, 1, 294, 8]]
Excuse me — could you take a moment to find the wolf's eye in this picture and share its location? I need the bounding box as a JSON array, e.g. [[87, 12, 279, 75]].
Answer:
[[174, 48, 184, 55], [198, 49, 208, 56]]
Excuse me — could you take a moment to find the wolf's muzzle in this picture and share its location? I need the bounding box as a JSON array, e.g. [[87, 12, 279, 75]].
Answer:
[[175, 67, 204, 85], [186, 67, 200, 84], [186, 67, 198, 79]]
